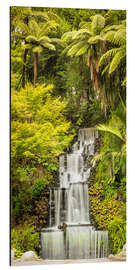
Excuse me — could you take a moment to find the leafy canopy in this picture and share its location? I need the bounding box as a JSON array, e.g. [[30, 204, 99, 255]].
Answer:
[[11, 83, 74, 166]]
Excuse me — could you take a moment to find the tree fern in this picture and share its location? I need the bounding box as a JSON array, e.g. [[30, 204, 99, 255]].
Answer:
[[99, 19, 126, 81]]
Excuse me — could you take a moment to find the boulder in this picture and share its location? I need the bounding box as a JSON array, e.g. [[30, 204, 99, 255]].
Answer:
[[119, 244, 126, 257], [11, 250, 14, 261], [108, 254, 126, 261], [21, 251, 38, 261], [122, 244, 126, 252]]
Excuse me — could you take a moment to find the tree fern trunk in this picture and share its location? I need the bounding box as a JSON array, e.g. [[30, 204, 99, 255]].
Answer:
[[22, 48, 28, 88], [34, 52, 38, 87]]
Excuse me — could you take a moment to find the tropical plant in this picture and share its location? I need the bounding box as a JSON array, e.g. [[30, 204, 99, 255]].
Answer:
[[98, 19, 126, 85], [108, 217, 126, 254], [62, 14, 105, 91], [21, 19, 62, 86]]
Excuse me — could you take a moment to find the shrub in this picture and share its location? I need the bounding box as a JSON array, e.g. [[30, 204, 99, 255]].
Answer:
[[108, 217, 126, 254], [31, 178, 48, 199], [11, 223, 40, 258]]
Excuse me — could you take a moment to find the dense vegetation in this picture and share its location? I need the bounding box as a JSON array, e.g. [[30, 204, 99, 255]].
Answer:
[[11, 7, 126, 257]]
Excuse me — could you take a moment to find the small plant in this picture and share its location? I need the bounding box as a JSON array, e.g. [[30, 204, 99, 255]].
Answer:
[[11, 223, 40, 257], [108, 217, 126, 254]]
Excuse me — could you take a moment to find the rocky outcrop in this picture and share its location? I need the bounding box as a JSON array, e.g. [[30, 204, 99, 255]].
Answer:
[[20, 251, 39, 261]]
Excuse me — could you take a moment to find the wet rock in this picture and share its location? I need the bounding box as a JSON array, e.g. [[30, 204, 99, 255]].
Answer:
[[21, 251, 38, 261]]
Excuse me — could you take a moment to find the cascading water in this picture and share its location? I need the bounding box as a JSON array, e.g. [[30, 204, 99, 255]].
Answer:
[[41, 128, 109, 260]]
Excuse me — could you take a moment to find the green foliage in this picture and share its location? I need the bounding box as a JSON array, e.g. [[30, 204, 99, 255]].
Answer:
[[31, 178, 48, 199], [11, 223, 40, 257], [99, 19, 126, 85], [91, 14, 105, 35], [11, 7, 126, 257], [11, 82, 74, 225], [108, 218, 126, 254], [11, 83, 74, 165]]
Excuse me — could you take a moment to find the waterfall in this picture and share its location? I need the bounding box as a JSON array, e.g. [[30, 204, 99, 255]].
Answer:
[[66, 183, 89, 224], [41, 128, 109, 260]]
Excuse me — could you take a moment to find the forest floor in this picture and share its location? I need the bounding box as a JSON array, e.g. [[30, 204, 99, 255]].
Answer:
[[12, 257, 126, 266]]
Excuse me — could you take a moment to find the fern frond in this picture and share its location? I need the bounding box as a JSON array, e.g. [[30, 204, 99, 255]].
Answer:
[[32, 46, 43, 53], [67, 41, 88, 57], [29, 20, 39, 37], [90, 152, 106, 164], [42, 42, 56, 51], [102, 24, 122, 33], [40, 21, 58, 36], [122, 77, 126, 86], [109, 48, 126, 73], [26, 35, 38, 43], [103, 28, 126, 46], [17, 22, 29, 35], [101, 64, 110, 76], [38, 36, 51, 43], [88, 35, 104, 44], [79, 21, 92, 31], [96, 124, 124, 141], [62, 31, 77, 42], [98, 48, 120, 67], [75, 44, 89, 56], [114, 28, 126, 46], [103, 30, 116, 43], [61, 41, 77, 55], [72, 29, 91, 40], [91, 14, 105, 35], [51, 38, 65, 47]]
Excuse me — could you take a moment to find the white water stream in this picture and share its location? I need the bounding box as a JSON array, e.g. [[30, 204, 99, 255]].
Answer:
[[41, 128, 109, 260]]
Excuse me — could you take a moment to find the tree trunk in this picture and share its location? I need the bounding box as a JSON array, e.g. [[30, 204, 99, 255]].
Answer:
[[22, 48, 28, 88], [34, 52, 38, 87], [22, 15, 29, 88]]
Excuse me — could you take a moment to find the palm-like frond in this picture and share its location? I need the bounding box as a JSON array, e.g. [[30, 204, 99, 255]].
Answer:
[[88, 35, 104, 44], [91, 14, 105, 35], [101, 63, 110, 76], [39, 20, 58, 36], [72, 29, 92, 40], [67, 41, 88, 57], [79, 21, 92, 31], [29, 20, 40, 38], [95, 124, 124, 141], [42, 42, 56, 51], [26, 35, 38, 43], [51, 38, 65, 47], [98, 48, 120, 66], [75, 44, 89, 56], [32, 46, 43, 53], [90, 152, 107, 164], [62, 31, 78, 42], [99, 20, 126, 78], [38, 36, 51, 43], [109, 47, 126, 73]]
